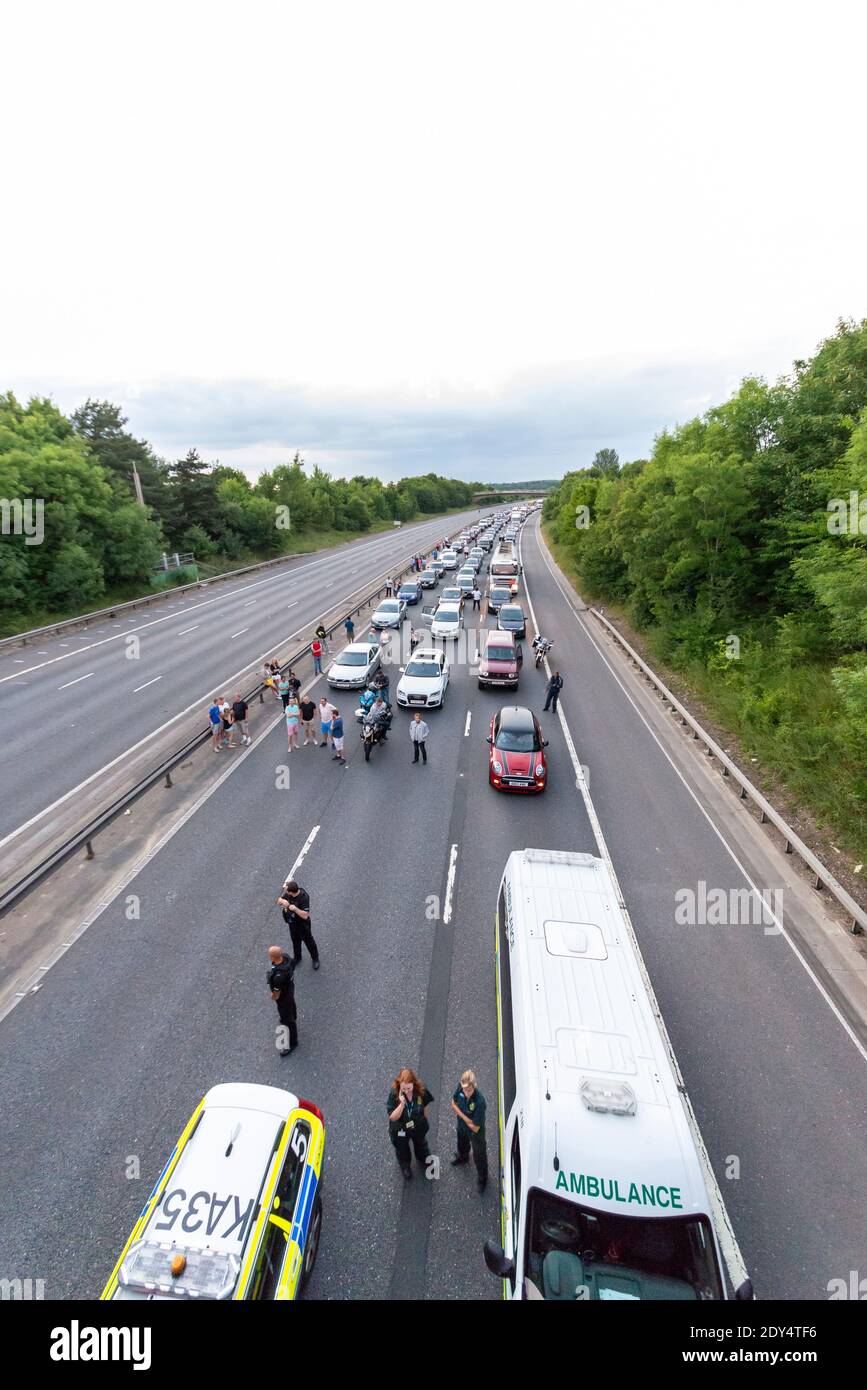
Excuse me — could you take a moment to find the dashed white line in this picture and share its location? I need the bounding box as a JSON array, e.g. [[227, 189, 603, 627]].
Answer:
[[230, 628, 249, 639], [443, 843, 459, 924], [243, 600, 256, 607], [58, 672, 94, 690], [178, 626, 199, 636], [464, 711, 472, 737], [285, 825, 321, 883], [133, 676, 163, 693]]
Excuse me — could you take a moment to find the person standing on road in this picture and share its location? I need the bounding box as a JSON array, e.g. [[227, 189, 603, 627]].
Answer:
[[285, 695, 301, 750], [331, 708, 345, 763], [267, 946, 298, 1055], [410, 712, 429, 764], [450, 1069, 488, 1192], [344, 615, 355, 642], [471, 585, 481, 611], [219, 696, 234, 747], [208, 697, 223, 751], [543, 670, 564, 712], [387, 1068, 434, 1180], [277, 879, 320, 969], [232, 692, 251, 745], [318, 696, 336, 749], [299, 694, 318, 745], [277, 672, 291, 710], [385, 576, 395, 597], [311, 637, 324, 675]]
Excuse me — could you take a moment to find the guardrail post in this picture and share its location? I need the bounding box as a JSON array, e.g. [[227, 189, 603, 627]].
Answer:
[[165, 772, 173, 788], [85, 840, 95, 860]]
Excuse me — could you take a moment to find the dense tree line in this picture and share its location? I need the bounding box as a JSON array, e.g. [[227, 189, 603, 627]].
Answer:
[[544, 318, 867, 849], [0, 394, 476, 624]]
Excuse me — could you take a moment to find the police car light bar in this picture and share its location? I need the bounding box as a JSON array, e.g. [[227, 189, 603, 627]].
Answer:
[[580, 1079, 637, 1117], [119, 1241, 240, 1299]]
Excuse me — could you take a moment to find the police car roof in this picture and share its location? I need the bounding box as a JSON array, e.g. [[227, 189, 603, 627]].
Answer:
[[140, 1084, 297, 1253], [502, 850, 710, 1219]]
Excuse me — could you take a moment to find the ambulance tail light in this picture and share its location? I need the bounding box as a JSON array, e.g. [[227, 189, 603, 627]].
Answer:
[[580, 1078, 637, 1117], [299, 1098, 325, 1123]]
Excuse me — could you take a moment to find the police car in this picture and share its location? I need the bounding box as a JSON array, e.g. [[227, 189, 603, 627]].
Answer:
[[101, 1083, 325, 1301], [485, 850, 752, 1301]]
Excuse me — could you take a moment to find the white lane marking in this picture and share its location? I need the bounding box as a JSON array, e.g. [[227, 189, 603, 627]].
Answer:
[[177, 626, 199, 636], [532, 521, 867, 1067], [464, 711, 472, 737], [58, 672, 94, 690], [286, 602, 298, 609], [0, 513, 480, 685], [443, 844, 459, 924], [133, 676, 163, 693], [520, 522, 751, 1292], [14, 659, 24, 663], [285, 825, 321, 884], [229, 628, 249, 639], [243, 600, 256, 607]]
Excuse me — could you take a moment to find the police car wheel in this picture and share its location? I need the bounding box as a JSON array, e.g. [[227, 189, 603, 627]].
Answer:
[[301, 1194, 323, 1287]]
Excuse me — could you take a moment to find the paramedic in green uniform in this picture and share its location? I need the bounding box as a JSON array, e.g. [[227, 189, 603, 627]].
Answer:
[[450, 1069, 488, 1191]]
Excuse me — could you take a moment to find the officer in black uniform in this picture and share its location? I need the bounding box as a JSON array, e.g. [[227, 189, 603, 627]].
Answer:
[[450, 1069, 488, 1191], [267, 945, 298, 1055], [277, 879, 320, 969]]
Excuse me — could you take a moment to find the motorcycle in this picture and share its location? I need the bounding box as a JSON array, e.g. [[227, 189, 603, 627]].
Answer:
[[533, 636, 553, 669], [355, 702, 393, 760]]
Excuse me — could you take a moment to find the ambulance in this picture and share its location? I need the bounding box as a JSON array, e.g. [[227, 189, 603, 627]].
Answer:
[[101, 1083, 325, 1301], [484, 850, 753, 1301]]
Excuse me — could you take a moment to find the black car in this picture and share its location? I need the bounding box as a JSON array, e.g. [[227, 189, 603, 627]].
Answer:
[[398, 580, 422, 605]]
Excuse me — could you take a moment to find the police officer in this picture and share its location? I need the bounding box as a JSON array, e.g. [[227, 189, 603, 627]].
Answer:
[[387, 1068, 434, 1180], [267, 945, 297, 1055], [450, 1069, 488, 1191], [277, 879, 320, 969]]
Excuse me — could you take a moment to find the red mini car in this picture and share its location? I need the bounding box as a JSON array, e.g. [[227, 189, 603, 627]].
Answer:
[[487, 706, 548, 793]]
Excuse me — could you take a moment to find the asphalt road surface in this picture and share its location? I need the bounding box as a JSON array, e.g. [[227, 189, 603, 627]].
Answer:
[[0, 514, 864, 1300], [0, 508, 493, 844]]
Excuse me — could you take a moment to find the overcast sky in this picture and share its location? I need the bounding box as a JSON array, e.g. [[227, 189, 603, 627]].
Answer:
[[2, 0, 866, 482]]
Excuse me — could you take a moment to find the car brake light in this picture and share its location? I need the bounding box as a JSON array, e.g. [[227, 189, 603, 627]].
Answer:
[[299, 1098, 325, 1123]]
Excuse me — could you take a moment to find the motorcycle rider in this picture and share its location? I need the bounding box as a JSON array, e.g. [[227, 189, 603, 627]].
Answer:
[[368, 695, 391, 741]]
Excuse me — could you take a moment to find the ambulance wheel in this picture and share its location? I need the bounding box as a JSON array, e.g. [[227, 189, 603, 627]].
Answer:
[[301, 1194, 323, 1287]]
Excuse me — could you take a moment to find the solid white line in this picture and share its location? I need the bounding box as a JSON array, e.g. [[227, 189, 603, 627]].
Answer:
[[286, 825, 321, 883], [229, 628, 249, 639], [133, 676, 163, 693], [519, 521, 750, 1292], [443, 843, 459, 924], [58, 672, 94, 690], [464, 711, 472, 737], [177, 626, 199, 636]]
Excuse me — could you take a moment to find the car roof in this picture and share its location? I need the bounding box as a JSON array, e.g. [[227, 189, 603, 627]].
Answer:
[[340, 642, 377, 656], [484, 629, 516, 647], [408, 648, 443, 662], [436, 602, 461, 613], [497, 704, 535, 730]]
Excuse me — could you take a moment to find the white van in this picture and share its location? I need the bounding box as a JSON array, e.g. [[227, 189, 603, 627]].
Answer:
[[485, 849, 751, 1301]]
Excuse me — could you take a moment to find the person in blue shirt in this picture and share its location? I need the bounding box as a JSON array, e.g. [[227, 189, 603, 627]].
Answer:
[[208, 698, 223, 751], [450, 1069, 488, 1191], [331, 710, 345, 763]]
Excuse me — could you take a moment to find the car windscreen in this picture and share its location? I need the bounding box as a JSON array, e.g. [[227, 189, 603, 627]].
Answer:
[[338, 650, 369, 665], [405, 661, 440, 677], [495, 725, 538, 752], [379, 601, 401, 611], [435, 611, 459, 624], [485, 646, 514, 663], [522, 1187, 722, 1302], [500, 608, 522, 621], [491, 589, 511, 603]]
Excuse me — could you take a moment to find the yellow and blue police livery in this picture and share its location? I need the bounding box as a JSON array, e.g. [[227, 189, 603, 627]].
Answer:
[[101, 1082, 325, 1301]]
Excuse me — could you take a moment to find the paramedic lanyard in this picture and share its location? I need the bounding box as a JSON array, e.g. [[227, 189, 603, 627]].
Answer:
[[404, 1095, 417, 1129]]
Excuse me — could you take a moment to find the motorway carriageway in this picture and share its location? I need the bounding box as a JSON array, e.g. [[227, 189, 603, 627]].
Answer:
[[0, 515, 864, 1299], [0, 507, 493, 845]]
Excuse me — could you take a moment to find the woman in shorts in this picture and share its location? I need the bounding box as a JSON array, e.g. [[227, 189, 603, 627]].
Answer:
[[285, 696, 301, 751]]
